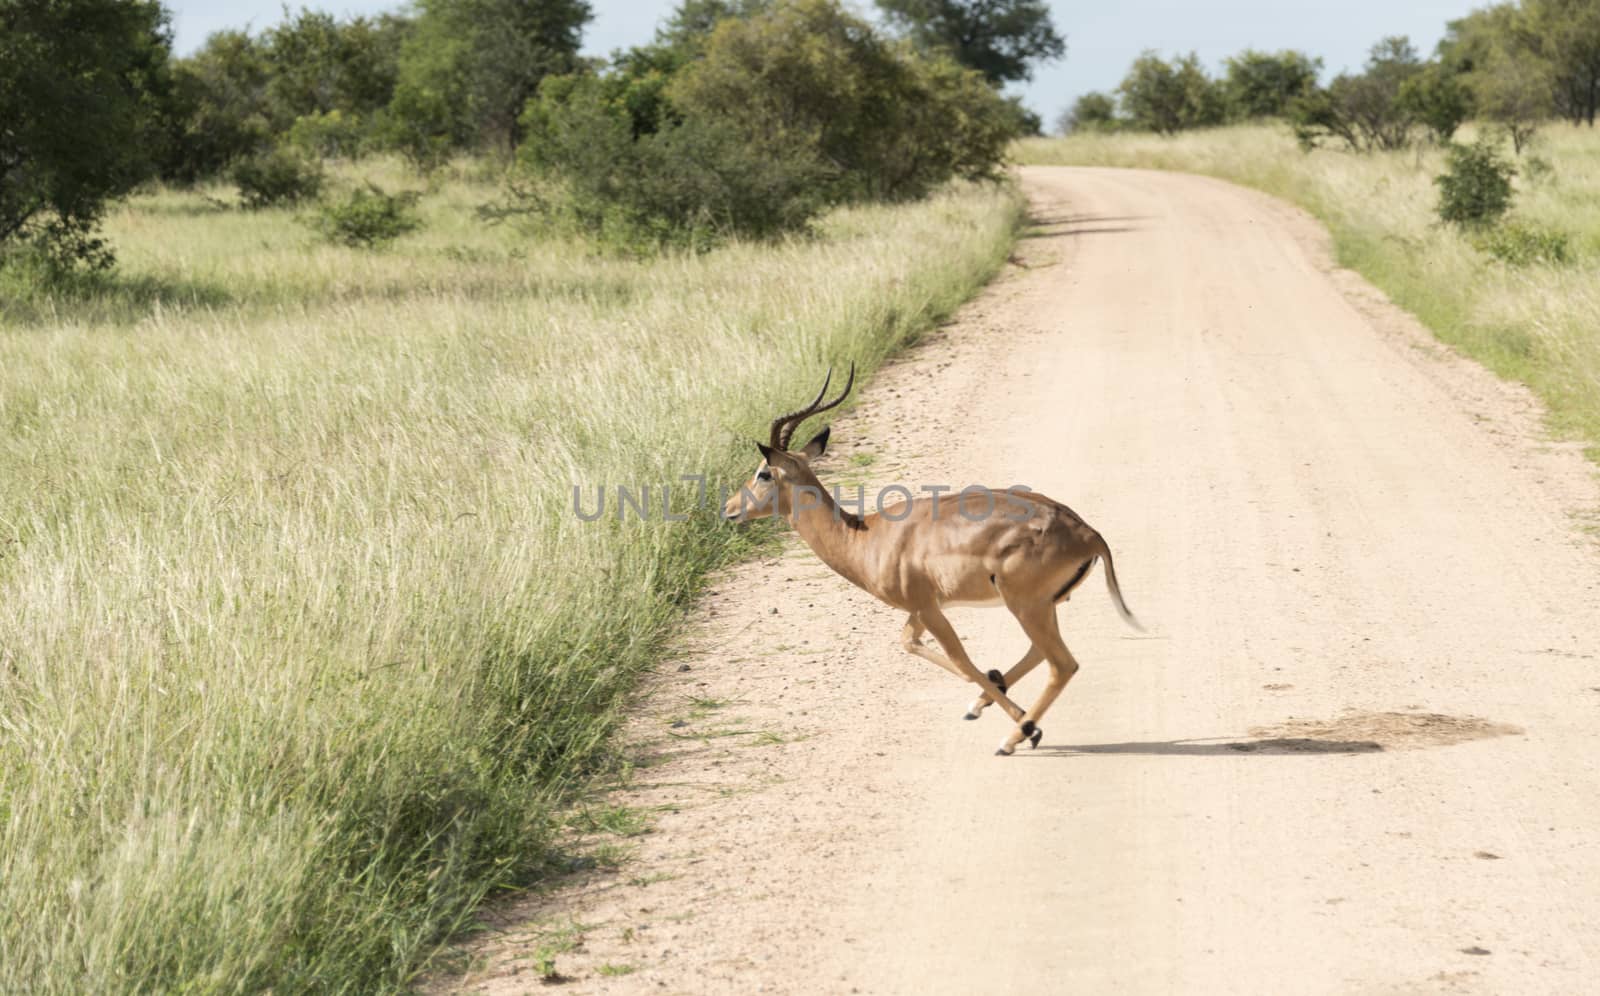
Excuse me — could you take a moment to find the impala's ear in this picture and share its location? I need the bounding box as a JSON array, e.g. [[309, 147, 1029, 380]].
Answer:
[[756, 441, 777, 462], [799, 426, 830, 460]]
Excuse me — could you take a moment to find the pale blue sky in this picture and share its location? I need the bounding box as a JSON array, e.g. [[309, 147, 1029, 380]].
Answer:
[[167, 0, 1489, 125]]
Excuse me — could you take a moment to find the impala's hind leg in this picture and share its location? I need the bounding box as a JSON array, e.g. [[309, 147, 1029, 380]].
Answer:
[[995, 600, 1081, 755], [963, 643, 1046, 720]]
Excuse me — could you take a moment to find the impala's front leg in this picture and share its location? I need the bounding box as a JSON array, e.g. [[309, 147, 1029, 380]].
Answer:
[[900, 616, 968, 681], [964, 643, 1047, 720], [911, 609, 1031, 752]]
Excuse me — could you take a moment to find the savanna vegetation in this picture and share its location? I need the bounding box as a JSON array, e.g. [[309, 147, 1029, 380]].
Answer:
[[0, 0, 1049, 988]]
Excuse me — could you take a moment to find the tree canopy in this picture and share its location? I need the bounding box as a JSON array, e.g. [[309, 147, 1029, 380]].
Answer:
[[0, 0, 173, 264], [876, 0, 1065, 83]]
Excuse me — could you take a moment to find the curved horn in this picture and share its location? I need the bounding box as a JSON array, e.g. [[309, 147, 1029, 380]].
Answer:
[[769, 367, 832, 449], [773, 362, 855, 450]]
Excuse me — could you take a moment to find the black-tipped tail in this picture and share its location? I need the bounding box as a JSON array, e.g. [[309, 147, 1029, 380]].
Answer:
[[1093, 534, 1144, 632]]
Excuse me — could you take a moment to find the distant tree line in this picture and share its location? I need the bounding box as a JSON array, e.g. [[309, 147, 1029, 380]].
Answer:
[[1060, 0, 1600, 156], [1, 0, 1064, 267]]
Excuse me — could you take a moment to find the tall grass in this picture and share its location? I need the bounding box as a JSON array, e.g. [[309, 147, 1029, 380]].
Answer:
[[1017, 124, 1600, 460], [0, 159, 1023, 991]]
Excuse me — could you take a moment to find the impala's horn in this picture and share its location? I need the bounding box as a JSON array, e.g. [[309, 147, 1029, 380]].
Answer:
[[770, 362, 855, 450]]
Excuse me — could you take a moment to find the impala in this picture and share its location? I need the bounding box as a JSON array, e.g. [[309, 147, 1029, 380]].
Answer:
[[722, 366, 1143, 755]]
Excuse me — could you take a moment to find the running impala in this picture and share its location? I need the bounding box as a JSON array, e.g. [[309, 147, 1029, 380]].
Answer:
[[722, 365, 1142, 755]]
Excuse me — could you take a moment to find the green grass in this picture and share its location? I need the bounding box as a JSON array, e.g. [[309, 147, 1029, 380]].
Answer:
[[0, 157, 1022, 992], [1016, 123, 1600, 460]]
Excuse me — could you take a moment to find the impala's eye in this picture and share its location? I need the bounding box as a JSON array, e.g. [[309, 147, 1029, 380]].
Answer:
[[756, 468, 773, 482]]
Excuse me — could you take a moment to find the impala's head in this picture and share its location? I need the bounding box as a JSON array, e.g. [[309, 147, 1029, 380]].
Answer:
[[722, 364, 854, 523]]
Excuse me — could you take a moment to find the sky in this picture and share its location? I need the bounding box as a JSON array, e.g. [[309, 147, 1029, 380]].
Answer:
[[167, 0, 1490, 126]]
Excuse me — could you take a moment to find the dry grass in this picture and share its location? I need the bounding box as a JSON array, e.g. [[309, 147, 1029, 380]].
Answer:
[[0, 159, 1022, 991], [1016, 123, 1600, 459]]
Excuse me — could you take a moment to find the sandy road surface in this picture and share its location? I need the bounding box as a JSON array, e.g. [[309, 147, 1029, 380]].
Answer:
[[438, 168, 1600, 995]]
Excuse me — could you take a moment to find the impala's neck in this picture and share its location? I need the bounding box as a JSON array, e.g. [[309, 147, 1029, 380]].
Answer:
[[783, 483, 875, 595]]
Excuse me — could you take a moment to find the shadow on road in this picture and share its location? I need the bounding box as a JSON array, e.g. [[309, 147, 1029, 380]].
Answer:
[[1023, 212, 1149, 240], [1033, 736, 1384, 757]]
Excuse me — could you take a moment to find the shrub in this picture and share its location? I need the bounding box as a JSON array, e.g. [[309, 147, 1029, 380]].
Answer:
[[1435, 137, 1515, 228], [519, 76, 826, 249], [232, 148, 325, 208], [314, 183, 423, 247], [1472, 223, 1571, 266]]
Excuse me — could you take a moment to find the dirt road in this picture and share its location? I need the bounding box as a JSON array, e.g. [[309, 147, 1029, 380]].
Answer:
[[440, 168, 1600, 995]]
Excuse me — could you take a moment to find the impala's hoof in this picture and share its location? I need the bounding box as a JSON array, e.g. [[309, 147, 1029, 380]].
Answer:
[[986, 669, 1008, 694], [994, 747, 1013, 756], [1028, 727, 1044, 749], [962, 711, 980, 721]]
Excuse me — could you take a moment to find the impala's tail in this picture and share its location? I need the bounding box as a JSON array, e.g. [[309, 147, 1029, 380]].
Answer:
[[1094, 534, 1144, 632]]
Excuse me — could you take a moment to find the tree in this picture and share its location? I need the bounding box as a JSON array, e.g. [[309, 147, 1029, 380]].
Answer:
[[1223, 49, 1321, 118], [1438, 3, 1527, 77], [1525, 0, 1600, 125], [158, 30, 274, 182], [390, 0, 592, 159], [1439, 1, 1552, 150], [1399, 63, 1473, 142], [1476, 44, 1554, 152], [0, 0, 172, 266], [1059, 91, 1118, 133], [597, 0, 773, 141], [875, 0, 1065, 84], [1292, 37, 1425, 151], [655, 0, 770, 51], [1117, 52, 1225, 134], [263, 9, 409, 123]]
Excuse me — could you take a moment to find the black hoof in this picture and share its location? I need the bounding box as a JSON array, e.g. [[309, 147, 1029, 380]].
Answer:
[[986, 669, 1008, 694], [962, 711, 979, 721], [994, 748, 1011, 756], [1028, 728, 1044, 749]]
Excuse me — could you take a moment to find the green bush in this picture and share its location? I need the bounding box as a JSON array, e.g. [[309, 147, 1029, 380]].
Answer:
[[519, 76, 825, 249], [1472, 223, 1571, 266], [313, 183, 423, 247], [1435, 137, 1515, 228], [232, 148, 325, 208]]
